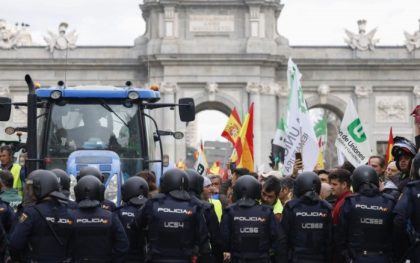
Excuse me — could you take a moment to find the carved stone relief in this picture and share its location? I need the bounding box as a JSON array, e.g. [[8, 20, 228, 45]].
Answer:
[[160, 82, 178, 94], [413, 86, 420, 98], [44, 22, 78, 53], [375, 96, 409, 123], [355, 85, 373, 97], [246, 82, 262, 94], [0, 19, 32, 49], [404, 19, 420, 52], [345, 20, 379, 51], [205, 82, 219, 93]]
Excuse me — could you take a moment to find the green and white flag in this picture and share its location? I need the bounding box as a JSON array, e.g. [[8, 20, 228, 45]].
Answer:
[[273, 116, 286, 147], [283, 58, 320, 175], [335, 99, 372, 167]]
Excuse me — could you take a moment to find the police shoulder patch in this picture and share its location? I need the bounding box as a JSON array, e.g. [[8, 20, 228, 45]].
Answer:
[[19, 213, 28, 223]]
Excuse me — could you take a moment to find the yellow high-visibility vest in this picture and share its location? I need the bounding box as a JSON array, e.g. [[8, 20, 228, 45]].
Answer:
[[209, 198, 223, 222]]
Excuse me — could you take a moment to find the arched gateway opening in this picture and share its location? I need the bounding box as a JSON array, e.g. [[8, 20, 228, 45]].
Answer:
[[184, 101, 233, 170]]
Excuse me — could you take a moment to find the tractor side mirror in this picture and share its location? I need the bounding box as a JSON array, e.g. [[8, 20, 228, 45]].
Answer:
[[0, 97, 11, 121], [178, 98, 195, 122]]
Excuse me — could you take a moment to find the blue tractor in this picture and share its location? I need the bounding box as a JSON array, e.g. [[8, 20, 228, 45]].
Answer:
[[0, 76, 195, 204]]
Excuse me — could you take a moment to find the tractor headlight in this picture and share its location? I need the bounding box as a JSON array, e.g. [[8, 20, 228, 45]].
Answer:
[[128, 91, 139, 100], [50, 90, 62, 100]]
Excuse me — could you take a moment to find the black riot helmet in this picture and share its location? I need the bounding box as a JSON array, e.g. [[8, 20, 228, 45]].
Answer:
[[233, 175, 261, 200], [74, 175, 105, 208], [26, 169, 60, 200], [185, 169, 204, 195], [160, 168, 189, 194], [121, 177, 149, 205], [77, 166, 104, 182], [351, 165, 379, 193], [294, 171, 321, 197], [392, 136, 416, 171], [51, 168, 71, 197], [410, 152, 420, 180]]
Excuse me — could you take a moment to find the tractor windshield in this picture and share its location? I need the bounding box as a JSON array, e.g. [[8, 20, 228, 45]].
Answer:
[[45, 101, 144, 178]]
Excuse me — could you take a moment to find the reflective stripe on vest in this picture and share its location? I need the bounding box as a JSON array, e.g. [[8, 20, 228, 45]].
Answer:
[[210, 198, 222, 222]]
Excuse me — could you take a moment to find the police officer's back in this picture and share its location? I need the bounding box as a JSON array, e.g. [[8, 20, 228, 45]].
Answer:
[[220, 175, 283, 263], [135, 168, 211, 263], [186, 169, 223, 263], [9, 169, 74, 262], [72, 175, 128, 262], [77, 166, 116, 211], [115, 176, 149, 263], [51, 168, 78, 209], [281, 172, 332, 263], [394, 152, 420, 262], [336, 165, 396, 263]]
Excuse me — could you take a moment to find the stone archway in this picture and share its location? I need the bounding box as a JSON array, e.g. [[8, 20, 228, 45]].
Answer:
[[306, 94, 346, 119], [184, 94, 238, 168], [306, 94, 346, 168]]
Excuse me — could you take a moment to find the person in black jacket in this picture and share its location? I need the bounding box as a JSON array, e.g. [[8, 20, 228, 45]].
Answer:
[[9, 170, 74, 262], [336, 165, 396, 263], [72, 175, 128, 262], [135, 168, 211, 263], [282, 172, 332, 263]]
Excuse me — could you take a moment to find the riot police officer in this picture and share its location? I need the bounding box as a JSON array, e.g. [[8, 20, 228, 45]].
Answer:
[[0, 196, 14, 235], [115, 176, 149, 263], [51, 168, 78, 209], [72, 175, 128, 262], [9, 169, 74, 262], [0, 221, 10, 262], [77, 166, 116, 211], [336, 165, 396, 263], [186, 169, 223, 263], [281, 172, 332, 263], [220, 175, 284, 263], [135, 168, 211, 263], [394, 152, 420, 262]]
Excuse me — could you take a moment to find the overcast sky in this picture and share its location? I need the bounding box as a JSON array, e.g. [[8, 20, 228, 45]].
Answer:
[[2, 0, 420, 46], [3, 0, 419, 144]]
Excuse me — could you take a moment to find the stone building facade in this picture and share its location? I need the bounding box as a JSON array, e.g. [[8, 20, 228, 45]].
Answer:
[[1, 0, 420, 169]]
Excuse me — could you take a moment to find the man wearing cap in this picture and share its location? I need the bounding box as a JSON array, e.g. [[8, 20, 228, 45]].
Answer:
[[203, 176, 223, 222]]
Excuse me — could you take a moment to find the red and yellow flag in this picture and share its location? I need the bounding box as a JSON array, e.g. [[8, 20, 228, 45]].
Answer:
[[221, 107, 242, 145], [385, 127, 394, 164], [209, 160, 221, 175], [234, 103, 254, 172]]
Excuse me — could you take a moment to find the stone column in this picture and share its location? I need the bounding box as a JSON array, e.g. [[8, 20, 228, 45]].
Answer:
[[276, 83, 289, 118], [354, 85, 373, 151], [414, 86, 420, 106], [160, 82, 178, 163]]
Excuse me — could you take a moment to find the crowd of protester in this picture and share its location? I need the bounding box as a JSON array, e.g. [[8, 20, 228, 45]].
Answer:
[[0, 120, 420, 262]]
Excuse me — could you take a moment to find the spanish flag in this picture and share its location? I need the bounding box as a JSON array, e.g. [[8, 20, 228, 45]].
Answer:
[[385, 127, 394, 164], [234, 103, 254, 172], [221, 107, 242, 145], [209, 160, 221, 175]]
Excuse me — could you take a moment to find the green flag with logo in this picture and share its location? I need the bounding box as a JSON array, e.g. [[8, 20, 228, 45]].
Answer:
[[334, 99, 372, 167]]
